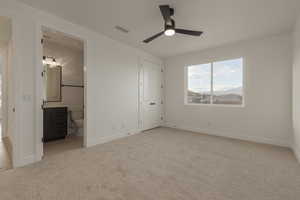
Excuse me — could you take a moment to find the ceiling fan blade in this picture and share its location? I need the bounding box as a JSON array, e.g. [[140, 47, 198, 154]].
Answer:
[[159, 5, 171, 22], [175, 29, 203, 36], [143, 31, 164, 43]]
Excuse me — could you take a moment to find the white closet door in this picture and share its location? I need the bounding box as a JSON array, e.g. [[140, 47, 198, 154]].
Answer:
[[141, 60, 162, 130]]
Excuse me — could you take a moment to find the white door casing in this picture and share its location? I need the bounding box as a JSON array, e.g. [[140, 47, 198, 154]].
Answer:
[[139, 60, 163, 131]]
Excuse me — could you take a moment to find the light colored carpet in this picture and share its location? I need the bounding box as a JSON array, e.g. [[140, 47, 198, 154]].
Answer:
[[0, 127, 300, 200]]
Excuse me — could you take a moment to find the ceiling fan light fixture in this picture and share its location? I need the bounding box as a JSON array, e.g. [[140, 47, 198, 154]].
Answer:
[[43, 56, 59, 67], [164, 28, 175, 36], [142, 5, 203, 43]]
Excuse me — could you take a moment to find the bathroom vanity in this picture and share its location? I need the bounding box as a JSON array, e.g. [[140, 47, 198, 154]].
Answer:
[[42, 57, 83, 142], [42, 64, 68, 142], [43, 106, 68, 142]]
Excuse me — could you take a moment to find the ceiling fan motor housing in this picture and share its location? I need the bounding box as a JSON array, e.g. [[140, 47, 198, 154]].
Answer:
[[170, 8, 175, 16], [165, 19, 175, 31]]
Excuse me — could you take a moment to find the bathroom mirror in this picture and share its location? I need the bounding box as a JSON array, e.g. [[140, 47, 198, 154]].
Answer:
[[44, 65, 62, 102]]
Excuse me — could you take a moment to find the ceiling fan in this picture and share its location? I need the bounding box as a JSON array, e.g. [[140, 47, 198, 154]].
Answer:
[[143, 5, 203, 43]]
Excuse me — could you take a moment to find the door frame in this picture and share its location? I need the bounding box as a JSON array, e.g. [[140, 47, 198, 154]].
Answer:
[[0, 14, 18, 168], [35, 23, 88, 161], [138, 58, 165, 131], [0, 47, 7, 139]]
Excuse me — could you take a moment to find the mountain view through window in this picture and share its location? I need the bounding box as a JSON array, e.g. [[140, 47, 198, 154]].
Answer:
[[187, 58, 243, 105]]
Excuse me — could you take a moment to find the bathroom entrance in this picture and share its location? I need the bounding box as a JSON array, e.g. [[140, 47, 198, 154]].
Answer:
[[0, 16, 13, 170], [41, 27, 85, 158]]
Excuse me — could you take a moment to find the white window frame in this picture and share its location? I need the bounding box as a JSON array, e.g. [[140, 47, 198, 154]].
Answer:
[[184, 57, 245, 107]]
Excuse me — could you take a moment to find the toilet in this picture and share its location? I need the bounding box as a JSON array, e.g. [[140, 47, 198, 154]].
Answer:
[[68, 109, 84, 136], [74, 119, 84, 136]]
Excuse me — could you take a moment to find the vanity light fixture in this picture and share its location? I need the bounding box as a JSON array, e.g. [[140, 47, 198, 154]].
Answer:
[[43, 56, 59, 67]]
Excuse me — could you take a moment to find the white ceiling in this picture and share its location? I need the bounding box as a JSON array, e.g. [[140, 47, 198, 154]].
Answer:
[[16, 0, 300, 58]]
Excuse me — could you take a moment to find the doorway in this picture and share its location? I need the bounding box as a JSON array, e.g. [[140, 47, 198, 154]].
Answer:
[[40, 26, 86, 158], [0, 16, 13, 171], [139, 60, 164, 131]]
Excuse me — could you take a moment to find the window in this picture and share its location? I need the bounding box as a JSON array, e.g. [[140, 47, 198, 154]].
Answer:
[[186, 58, 243, 106]]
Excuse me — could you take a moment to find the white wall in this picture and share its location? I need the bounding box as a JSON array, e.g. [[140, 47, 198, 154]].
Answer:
[[293, 15, 300, 162], [0, 0, 162, 167], [85, 34, 161, 146], [44, 41, 84, 120], [165, 33, 293, 147]]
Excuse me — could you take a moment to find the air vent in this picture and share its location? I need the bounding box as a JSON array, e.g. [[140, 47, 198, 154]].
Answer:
[[115, 26, 129, 34]]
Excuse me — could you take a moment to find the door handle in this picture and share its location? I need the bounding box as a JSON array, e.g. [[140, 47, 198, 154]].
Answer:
[[149, 102, 156, 105]]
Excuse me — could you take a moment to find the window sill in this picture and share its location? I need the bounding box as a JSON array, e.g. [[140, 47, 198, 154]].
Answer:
[[184, 103, 245, 108]]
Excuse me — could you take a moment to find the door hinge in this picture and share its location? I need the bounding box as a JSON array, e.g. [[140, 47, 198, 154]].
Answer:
[[41, 70, 45, 77], [161, 100, 163, 104], [161, 116, 164, 121], [41, 38, 44, 44], [161, 84, 163, 89], [161, 69, 164, 73], [41, 100, 45, 110]]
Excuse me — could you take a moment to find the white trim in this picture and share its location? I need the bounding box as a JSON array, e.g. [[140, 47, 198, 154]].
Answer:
[[87, 129, 142, 147], [164, 123, 291, 148], [210, 62, 213, 103], [184, 66, 188, 105], [83, 40, 88, 148], [184, 103, 245, 108], [161, 63, 166, 125], [19, 155, 35, 167], [0, 48, 8, 140], [11, 18, 21, 168], [138, 57, 143, 130], [34, 21, 43, 162]]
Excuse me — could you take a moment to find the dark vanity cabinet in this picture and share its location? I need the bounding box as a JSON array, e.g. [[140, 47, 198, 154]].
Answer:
[[43, 107, 68, 142]]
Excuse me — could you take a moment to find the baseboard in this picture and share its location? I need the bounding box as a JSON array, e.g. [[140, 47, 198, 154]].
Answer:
[[87, 129, 142, 147], [16, 155, 36, 167], [293, 145, 300, 163], [163, 123, 291, 148]]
